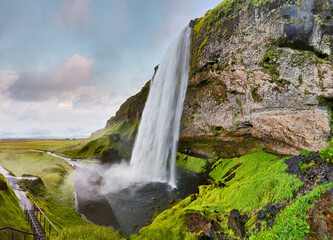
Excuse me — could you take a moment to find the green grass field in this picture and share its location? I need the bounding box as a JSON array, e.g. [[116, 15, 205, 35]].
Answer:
[[0, 140, 123, 240], [0, 174, 31, 239]]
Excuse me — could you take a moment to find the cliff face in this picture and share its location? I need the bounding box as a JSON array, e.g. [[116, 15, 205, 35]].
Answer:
[[105, 81, 151, 128], [181, 0, 333, 154]]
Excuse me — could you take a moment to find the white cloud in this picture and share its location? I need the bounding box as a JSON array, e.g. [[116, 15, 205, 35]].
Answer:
[[9, 54, 93, 101], [0, 69, 133, 138], [0, 71, 17, 95]]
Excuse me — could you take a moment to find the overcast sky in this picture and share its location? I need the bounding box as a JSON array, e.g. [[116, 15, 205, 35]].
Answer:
[[0, 0, 221, 139]]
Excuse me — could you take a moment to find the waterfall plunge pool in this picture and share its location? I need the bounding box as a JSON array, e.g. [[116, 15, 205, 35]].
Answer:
[[45, 151, 203, 237]]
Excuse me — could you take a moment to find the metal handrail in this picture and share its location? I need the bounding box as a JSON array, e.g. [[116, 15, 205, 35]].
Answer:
[[33, 203, 59, 236], [26, 210, 44, 237], [0, 226, 38, 239]]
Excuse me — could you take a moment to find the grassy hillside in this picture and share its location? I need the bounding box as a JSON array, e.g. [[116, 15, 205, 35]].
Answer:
[[0, 141, 123, 240], [0, 174, 30, 234], [131, 151, 333, 239]]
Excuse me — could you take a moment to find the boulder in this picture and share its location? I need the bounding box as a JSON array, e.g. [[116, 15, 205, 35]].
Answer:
[[228, 209, 245, 238]]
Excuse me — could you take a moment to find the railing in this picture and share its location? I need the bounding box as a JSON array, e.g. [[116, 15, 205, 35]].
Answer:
[[32, 203, 59, 238], [0, 226, 38, 240], [25, 210, 44, 239]]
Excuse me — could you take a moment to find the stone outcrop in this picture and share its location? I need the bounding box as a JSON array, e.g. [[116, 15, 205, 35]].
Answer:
[[180, 0, 333, 153]]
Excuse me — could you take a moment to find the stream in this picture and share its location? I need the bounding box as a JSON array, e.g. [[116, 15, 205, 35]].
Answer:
[[0, 165, 36, 210]]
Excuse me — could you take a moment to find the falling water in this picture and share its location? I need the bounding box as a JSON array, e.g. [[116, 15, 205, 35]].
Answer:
[[130, 27, 191, 187], [102, 27, 191, 193]]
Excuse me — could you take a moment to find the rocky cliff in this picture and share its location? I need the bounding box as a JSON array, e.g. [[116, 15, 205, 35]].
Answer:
[[181, 0, 333, 154], [181, 0, 333, 156], [77, 0, 333, 161]]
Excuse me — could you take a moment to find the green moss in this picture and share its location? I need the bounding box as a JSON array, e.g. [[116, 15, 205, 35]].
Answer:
[[252, 183, 333, 239], [297, 75, 303, 87], [0, 174, 30, 232], [319, 146, 333, 164], [298, 160, 315, 172], [251, 86, 262, 102], [54, 225, 124, 240], [314, 15, 324, 25], [18, 177, 47, 197], [176, 153, 209, 174], [58, 120, 137, 160], [132, 152, 303, 239], [290, 51, 314, 68], [260, 45, 282, 80], [299, 149, 310, 157]]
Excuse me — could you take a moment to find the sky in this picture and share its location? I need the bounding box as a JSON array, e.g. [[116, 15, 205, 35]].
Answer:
[[0, 0, 222, 139]]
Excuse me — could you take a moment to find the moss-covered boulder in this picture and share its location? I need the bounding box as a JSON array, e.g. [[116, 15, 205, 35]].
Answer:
[[18, 177, 46, 197]]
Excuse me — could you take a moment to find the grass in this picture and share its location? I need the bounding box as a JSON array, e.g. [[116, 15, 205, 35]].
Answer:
[[0, 174, 31, 238], [176, 153, 212, 174], [57, 121, 137, 160], [252, 183, 333, 239], [0, 140, 123, 239], [131, 152, 303, 239], [0, 139, 88, 152], [54, 225, 124, 240], [319, 141, 333, 163]]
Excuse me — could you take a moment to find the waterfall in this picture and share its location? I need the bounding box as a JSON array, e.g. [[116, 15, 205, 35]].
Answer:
[[130, 27, 191, 187], [102, 27, 191, 193]]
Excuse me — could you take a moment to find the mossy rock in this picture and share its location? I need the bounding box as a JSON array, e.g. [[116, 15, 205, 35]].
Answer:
[[18, 177, 47, 196]]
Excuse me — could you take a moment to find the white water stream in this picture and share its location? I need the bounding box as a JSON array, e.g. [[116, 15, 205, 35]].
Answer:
[[0, 165, 36, 210], [102, 27, 191, 192]]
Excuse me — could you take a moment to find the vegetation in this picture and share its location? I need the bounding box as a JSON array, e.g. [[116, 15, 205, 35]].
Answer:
[[319, 141, 333, 164], [58, 120, 138, 160], [132, 152, 303, 239], [176, 153, 211, 174], [54, 225, 124, 240], [0, 174, 31, 237], [0, 141, 122, 239], [252, 183, 333, 239]]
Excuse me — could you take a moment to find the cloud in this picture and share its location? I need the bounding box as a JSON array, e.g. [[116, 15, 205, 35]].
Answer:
[[58, 0, 92, 30], [0, 71, 17, 95], [9, 54, 93, 101]]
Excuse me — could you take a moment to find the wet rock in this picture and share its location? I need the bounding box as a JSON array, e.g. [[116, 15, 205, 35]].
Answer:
[[109, 133, 121, 142], [258, 210, 266, 220], [228, 209, 245, 238], [186, 212, 220, 238], [198, 232, 211, 240], [265, 205, 278, 216], [307, 188, 333, 240], [255, 222, 261, 230]]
